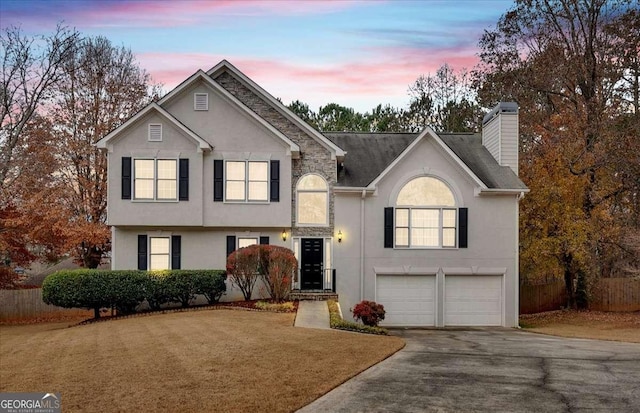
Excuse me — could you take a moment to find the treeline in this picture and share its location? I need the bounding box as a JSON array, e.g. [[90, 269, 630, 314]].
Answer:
[[287, 64, 481, 133]]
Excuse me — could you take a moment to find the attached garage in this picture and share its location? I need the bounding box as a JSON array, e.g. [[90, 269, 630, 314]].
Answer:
[[444, 275, 503, 326], [376, 275, 436, 327], [375, 273, 505, 327]]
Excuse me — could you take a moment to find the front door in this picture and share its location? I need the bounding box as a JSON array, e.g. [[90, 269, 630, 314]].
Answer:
[[301, 238, 323, 290]]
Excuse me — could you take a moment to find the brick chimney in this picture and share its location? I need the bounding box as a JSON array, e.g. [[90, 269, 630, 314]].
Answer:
[[482, 102, 519, 176]]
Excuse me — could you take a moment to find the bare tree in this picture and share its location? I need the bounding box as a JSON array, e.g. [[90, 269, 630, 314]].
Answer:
[[0, 24, 79, 194]]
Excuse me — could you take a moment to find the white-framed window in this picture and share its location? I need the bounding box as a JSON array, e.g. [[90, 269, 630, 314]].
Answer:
[[395, 176, 457, 248], [237, 237, 258, 249], [225, 160, 268, 202], [148, 124, 162, 141], [296, 174, 328, 226], [194, 93, 209, 111], [149, 237, 170, 270], [134, 159, 177, 200]]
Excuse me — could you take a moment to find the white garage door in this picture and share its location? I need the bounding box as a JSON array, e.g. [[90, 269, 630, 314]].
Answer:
[[376, 275, 436, 327], [445, 275, 502, 326]]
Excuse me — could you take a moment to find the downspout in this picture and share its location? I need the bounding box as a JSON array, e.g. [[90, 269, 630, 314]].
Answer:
[[515, 191, 524, 327], [360, 189, 366, 301]]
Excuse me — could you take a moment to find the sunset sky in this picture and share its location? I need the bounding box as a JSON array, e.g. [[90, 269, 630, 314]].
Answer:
[[1, 0, 514, 112]]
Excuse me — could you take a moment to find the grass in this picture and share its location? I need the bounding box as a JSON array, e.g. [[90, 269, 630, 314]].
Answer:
[[327, 300, 388, 335], [0, 309, 404, 413], [520, 309, 640, 343]]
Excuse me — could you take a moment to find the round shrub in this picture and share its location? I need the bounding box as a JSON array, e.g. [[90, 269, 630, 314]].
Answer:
[[352, 300, 386, 327]]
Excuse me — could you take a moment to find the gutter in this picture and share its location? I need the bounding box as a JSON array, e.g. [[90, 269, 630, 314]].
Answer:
[[334, 186, 376, 194], [475, 188, 530, 196]]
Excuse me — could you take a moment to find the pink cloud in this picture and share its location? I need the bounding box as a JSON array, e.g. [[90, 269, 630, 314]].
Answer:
[[138, 45, 480, 111], [6, 0, 367, 30]]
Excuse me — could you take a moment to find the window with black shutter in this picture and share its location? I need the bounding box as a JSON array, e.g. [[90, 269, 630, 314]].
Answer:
[[122, 157, 132, 200], [178, 159, 189, 201], [214, 160, 224, 202], [137, 235, 147, 270], [270, 160, 280, 202], [171, 236, 181, 269]]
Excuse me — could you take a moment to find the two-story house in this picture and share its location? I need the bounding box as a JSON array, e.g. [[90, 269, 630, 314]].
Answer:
[[97, 60, 528, 327]]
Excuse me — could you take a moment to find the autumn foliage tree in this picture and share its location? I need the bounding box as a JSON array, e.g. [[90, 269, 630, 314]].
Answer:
[[476, 0, 639, 307], [1, 26, 159, 270]]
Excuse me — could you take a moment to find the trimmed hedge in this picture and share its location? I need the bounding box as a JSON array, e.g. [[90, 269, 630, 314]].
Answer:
[[43, 269, 226, 318]]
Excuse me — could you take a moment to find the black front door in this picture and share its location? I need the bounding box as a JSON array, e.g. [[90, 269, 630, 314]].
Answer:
[[301, 238, 323, 290]]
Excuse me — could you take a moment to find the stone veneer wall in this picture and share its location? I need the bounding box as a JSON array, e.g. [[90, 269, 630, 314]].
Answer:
[[214, 71, 335, 237]]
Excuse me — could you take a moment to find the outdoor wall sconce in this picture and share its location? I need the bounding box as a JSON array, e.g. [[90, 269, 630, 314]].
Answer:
[[281, 229, 287, 242], [337, 230, 343, 243]]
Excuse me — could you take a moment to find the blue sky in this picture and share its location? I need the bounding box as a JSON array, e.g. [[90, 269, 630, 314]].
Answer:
[[0, 0, 514, 112]]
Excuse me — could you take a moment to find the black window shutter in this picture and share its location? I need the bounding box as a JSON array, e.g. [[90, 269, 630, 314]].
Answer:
[[171, 235, 181, 269], [122, 157, 132, 200], [270, 160, 280, 202], [214, 159, 224, 202], [179, 159, 189, 201], [226, 235, 236, 257], [459, 207, 468, 248], [259, 236, 269, 245], [137, 235, 147, 270], [384, 207, 394, 248]]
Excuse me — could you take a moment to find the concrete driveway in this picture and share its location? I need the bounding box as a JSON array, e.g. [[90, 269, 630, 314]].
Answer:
[[298, 329, 640, 413]]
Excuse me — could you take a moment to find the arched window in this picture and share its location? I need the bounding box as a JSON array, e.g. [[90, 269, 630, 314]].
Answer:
[[395, 176, 457, 248], [297, 174, 328, 225]]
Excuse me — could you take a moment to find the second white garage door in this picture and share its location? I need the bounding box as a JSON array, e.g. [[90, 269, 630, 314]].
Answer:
[[376, 275, 436, 327], [444, 275, 503, 326]]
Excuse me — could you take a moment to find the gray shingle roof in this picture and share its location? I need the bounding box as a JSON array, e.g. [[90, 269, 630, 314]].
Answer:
[[324, 132, 417, 187], [439, 133, 527, 190], [324, 131, 527, 190]]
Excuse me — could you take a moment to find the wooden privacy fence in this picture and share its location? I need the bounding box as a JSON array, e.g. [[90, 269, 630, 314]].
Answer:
[[0, 288, 91, 321], [590, 278, 640, 312], [520, 281, 567, 314], [520, 278, 640, 314]]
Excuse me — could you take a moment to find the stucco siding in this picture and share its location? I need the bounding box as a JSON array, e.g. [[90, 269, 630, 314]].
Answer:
[[333, 136, 519, 326], [112, 227, 288, 301], [213, 71, 337, 237], [107, 112, 205, 227]]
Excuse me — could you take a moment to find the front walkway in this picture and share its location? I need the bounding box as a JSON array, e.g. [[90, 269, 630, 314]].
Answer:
[[294, 301, 330, 329]]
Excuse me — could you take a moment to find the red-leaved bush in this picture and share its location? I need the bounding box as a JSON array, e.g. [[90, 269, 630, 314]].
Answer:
[[226, 245, 262, 301], [261, 245, 298, 302], [352, 300, 386, 327], [226, 244, 298, 301]]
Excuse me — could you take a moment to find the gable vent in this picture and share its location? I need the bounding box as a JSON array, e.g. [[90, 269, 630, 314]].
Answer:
[[148, 124, 162, 141], [194, 93, 209, 111]]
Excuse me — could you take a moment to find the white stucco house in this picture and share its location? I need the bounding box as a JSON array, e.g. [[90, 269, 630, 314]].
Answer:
[[96, 60, 528, 327]]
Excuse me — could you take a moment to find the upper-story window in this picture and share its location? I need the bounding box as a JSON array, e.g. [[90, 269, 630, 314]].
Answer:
[[395, 176, 457, 248], [297, 174, 328, 226], [134, 159, 177, 200], [225, 161, 268, 202]]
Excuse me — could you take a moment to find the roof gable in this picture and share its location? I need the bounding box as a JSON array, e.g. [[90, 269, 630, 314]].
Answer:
[[329, 129, 528, 193], [96, 103, 212, 152], [157, 70, 300, 157], [207, 60, 345, 160]]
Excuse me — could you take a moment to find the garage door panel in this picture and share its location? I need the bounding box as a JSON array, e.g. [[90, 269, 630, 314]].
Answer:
[[377, 275, 435, 327], [445, 276, 502, 326]]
